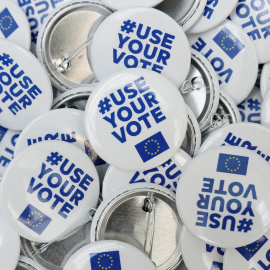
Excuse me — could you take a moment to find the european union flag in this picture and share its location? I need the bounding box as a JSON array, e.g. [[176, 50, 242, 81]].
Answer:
[[90, 251, 122, 270], [213, 27, 245, 59], [0, 8, 19, 38], [210, 261, 223, 270], [18, 204, 52, 235], [0, 126, 8, 143], [135, 132, 169, 163], [236, 235, 268, 261], [216, 153, 249, 176], [84, 140, 106, 166]]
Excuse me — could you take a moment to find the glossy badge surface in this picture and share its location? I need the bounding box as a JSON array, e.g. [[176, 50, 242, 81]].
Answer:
[[260, 62, 270, 98], [176, 146, 270, 248], [84, 69, 188, 171], [230, 0, 270, 64], [261, 90, 270, 127], [90, 7, 191, 88], [101, 0, 163, 10], [0, 141, 99, 242], [63, 240, 156, 270], [0, 39, 53, 130], [188, 20, 258, 105], [0, 0, 30, 49]]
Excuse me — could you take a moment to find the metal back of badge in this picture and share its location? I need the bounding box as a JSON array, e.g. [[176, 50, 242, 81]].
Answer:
[[37, 1, 112, 91], [91, 185, 182, 270]]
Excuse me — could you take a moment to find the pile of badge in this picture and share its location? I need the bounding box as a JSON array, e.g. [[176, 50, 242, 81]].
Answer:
[[1, 0, 270, 269]]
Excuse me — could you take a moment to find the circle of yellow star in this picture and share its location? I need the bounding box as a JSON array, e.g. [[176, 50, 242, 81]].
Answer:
[[245, 240, 260, 252], [221, 35, 236, 51], [0, 16, 13, 30], [26, 212, 43, 228], [224, 157, 241, 172], [144, 139, 161, 155], [97, 254, 114, 269]]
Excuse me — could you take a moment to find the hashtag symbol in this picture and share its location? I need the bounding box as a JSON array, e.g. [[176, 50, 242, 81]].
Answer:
[[0, 53, 14, 67], [248, 98, 261, 111], [46, 152, 63, 166], [121, 20, 137, 34], [98, 97, 112, 115], [31, 31, 39, 44], [237, 218, 253, 233]]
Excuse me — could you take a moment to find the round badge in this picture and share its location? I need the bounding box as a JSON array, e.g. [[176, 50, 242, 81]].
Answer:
[[11, 0, 71, 54], [90, 7, 191, 88], [260, 62, 270, 98], [181, 226, 225, 270], [0, 0, 30, 49], [14, 109, 108, 181], [224, 231, 270, 270], [176, 146, 270, 248], [199, 123, 270, 165], [0, 210, 20, 270], [0, 126, 20, 178], [102, 148, 191, 198], [84, 69, 188, 171], [155, 0, 207, 31], [0, 39, 53, 130], [261, 90, 270, 128], [101, 0, 163, 10], [187, 0, 238, 34], [230, 1, 270, 64], [237, 86, 262, 124], [18, 256, 46, 270], [63, 240, 156, 270], [0, 141, 99, 242], [188, 20, 258, 105]]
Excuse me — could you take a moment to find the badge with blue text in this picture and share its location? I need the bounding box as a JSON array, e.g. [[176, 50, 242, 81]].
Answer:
[[176, 146, 270, 248], [0, 141, 100, 242], [100, 0, 164, 10], [188, 20, 258, 105], [90, 7, 191, 88], [63, 240, 156, 270], [84, 69, 188, 171], [224, 229, 270, 270]]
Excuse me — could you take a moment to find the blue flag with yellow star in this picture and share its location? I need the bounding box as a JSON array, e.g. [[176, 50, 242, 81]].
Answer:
[[0, 8, 19, 38], [135, 132, 169, 163], [236, 235, 268, 261], [84, 140, 106, 166], [0, 126, 7, 143], [216, 153, 249, 176], [210, 261, 223, 270], [213, 26, 245, 59], [90, 251, 122, 270], [18, 204, 52, 235]]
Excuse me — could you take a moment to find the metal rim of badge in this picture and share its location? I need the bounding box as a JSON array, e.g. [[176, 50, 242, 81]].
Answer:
[[63, 240, 156, 270], [84, 69, 188, 171], [36, 0, 112, 92], [182, 50, 220, 130], [187, 20, 259, 105], [155, 0, 207, 31], [0, 140, 100, 243], [89, 7, 191, 88], [90, 183, 182, 270], [180, 226, 225, 270], [176, 146, 270, 248], [0, 39, 53, 131], [101, 148, 191, 198], [201, 90, 242, 141], [0, 0, 31, 50], [187, 0, 239, 34], [260, 62, 270, 99], [100, 0, 164, 10], [261, 90, 270, 127], [230, 1, 270, 64], [17, 256, 46, 270]]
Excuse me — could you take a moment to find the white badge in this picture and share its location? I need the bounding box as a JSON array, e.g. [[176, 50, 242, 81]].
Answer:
[[102, 149, 191, 198], [0, 0, 30, 49], [63, 240, 156, 270], [187, 0, 238, 34], [237, 86, 262, 124], [100, 0, 164, 10], [260, 62, 270, 98], [84, 69, 188, 171], [176, 146, 270, 248], [261, 90, 270, 128], [0, 39, 53, 130], [90, 7, 191, 88], [188, 20, 258, 105], [224, 230, 270, 270], [14, 109, 108, 181], [181, 226, 225, 270], [0, 141, 99, 242], [230, 0, 270, 64]]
